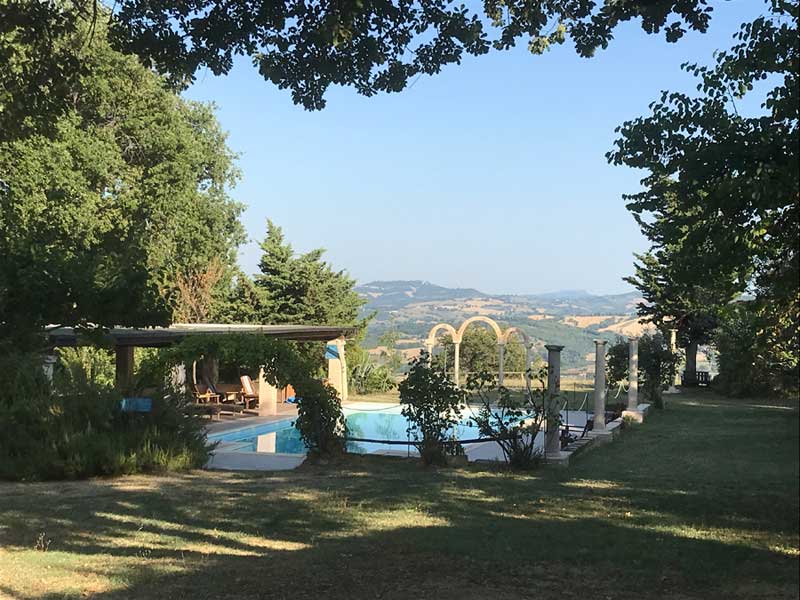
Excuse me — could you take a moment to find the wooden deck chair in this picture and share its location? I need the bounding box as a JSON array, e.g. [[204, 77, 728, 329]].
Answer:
[[239, 375, 259, 410], [193, 383, 220, 404]]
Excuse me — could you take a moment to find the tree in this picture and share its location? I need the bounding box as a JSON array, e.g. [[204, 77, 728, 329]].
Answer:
[[433, 327, 527, 375], [609, 0, 798, 383], [0, 17, 244, 350], [399, 352, 467, 465], [5, 0, 717, 116], [253, 220, 365, 326], [606, 334, 678, 408], [625, 248, 736, 383]]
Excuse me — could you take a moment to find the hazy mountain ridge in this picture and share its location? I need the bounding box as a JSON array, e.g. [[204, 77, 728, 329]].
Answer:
[[357, 280, 641, 316], [356, 280, 646, 372]]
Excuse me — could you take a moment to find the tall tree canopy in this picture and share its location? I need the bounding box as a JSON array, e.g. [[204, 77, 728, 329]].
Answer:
[[252, 220, 365, 326], [609, 0, 798, 378], [3, 0, 715, 116], [0, 17, 244, 348]]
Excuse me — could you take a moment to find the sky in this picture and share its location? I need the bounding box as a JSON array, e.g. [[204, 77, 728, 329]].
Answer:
[[184, 0, 767, 296]]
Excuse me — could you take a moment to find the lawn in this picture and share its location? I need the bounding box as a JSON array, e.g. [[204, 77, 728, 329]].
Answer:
[[0, 390, 797, 599]]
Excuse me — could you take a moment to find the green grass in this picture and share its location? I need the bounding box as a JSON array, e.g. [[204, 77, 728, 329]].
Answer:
[[0, 390, 797, 599]]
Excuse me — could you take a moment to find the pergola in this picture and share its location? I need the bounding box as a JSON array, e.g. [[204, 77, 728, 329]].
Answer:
[[46, 323, 356, 410]]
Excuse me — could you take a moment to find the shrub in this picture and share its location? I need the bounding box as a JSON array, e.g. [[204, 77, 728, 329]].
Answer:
[[398, 352, 466, 466], [293, 378, 346, 459], [349, 357, 396, 395], [0, 352, 210, 481], [465, 368, 545, 469], [713, 303, 798, 397]]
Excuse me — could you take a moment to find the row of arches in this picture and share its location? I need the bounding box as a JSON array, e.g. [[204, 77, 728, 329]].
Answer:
[[424, 316, 534, 387]]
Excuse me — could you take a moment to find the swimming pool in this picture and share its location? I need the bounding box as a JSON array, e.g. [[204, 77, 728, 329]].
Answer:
[[207, 405, 590, 460]]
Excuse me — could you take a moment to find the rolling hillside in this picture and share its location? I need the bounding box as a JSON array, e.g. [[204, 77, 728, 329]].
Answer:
[[356, 281, 648, 372]]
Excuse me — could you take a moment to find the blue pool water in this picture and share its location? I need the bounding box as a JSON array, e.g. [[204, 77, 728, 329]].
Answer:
[[207, 406, 589, 457]]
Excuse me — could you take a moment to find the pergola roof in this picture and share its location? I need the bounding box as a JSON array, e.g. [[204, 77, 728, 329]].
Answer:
[[46, 323, 356, 348]]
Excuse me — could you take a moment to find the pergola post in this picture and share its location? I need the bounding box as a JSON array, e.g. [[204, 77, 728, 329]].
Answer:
[[497, 342, 505, 387], [593, 340, 608, 432], [627, 337, 639, 411], [453, 341, 461, 386], [257, 368, 278, 416], [327, 337, 348, 402], [115, 345, 134, 393], [544, 344, 564, 457]]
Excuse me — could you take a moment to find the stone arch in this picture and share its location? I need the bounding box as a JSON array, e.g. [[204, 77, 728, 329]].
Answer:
[[503, 327, 534, 388], [456, 316, 503, 343], [425, 323, 459, 347], [503, 326, 531, 347]]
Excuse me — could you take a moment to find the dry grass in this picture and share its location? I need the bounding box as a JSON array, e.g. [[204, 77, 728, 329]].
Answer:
[[0, 390, 797, 599]]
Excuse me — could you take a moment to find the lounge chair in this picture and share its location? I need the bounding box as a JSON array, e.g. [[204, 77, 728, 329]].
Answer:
[[205, 379, 240, 405], [193, 383, 220, 404], [239, 375, 259, 410]]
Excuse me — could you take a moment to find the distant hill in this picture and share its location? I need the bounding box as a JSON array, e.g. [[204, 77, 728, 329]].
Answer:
[[356, 280, 486, 310], [356, 280, 645, 372], [356, 280, 640, 316]]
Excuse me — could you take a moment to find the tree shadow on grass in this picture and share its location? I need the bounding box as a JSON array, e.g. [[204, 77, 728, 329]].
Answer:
[[1, 462, 797, 600]]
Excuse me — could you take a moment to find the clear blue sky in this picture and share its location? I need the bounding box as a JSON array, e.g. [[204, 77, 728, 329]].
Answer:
[[185, 0, 766, 296]]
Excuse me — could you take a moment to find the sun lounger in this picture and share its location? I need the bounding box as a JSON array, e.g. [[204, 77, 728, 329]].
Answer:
[[239, 375, 259, 409]]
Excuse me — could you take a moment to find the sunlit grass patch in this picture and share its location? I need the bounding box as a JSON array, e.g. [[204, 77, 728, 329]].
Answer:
[[0, 390, 796, 599]]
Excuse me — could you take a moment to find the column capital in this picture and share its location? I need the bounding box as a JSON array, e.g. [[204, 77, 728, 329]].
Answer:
[[593, 339, 608, 346], [544, 344, 564, 352], [628, 336, 639, 342]]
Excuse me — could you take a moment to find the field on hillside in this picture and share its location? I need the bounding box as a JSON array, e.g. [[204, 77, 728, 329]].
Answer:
[[1, 390, 797, 599], [356, 281, 654, 372]]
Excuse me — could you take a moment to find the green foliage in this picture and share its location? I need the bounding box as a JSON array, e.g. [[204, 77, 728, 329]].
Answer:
[[0, 352, 209, 481], [253, 220, 365, 327], [465, 369, 545, 469], [157, 334, 315, 391], [0, 14, 244, 349], [433, 327, 527, 374], [101, 0, 712, 110], [398, 352, 467, 465], [606, 334, 678, 408], [349, 356, 396, 395], [55, 347, 116, 389], [293, 378, 346, 458], [713, 302, 799, 397], [609, 2, 798, 387]]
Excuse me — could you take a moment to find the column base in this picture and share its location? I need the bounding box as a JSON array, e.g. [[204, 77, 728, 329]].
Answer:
[[622, 409, 645, 424]]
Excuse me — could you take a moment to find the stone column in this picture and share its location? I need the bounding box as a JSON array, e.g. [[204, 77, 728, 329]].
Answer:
[[668, 328, 680, 391], [115, 345, 135, 394], [593, 340, 608, 431], [453, 341, 461, 386], [524, 346, 532, 390], [497, 342, 505, 387], [627, 337, 639, 411], [326, 337, 348, 401], [544, 344, 564, 456], [425, 342, 434, 363]]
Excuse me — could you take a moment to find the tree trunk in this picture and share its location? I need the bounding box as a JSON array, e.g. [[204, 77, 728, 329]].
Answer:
[[684, 340, 699, 386]]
